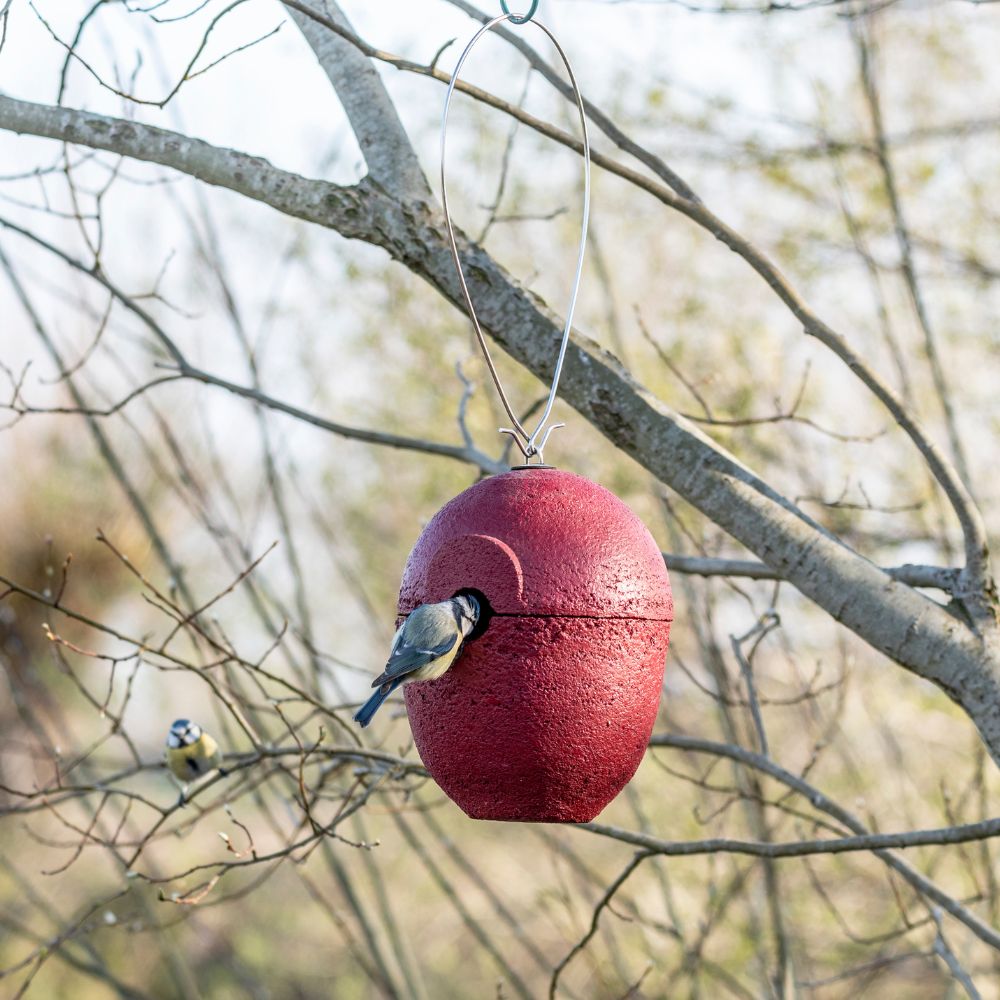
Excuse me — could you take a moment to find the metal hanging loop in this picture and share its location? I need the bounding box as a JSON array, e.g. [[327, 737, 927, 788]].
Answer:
[[440, 13, 591, 466], [499, 0, 539, 25]]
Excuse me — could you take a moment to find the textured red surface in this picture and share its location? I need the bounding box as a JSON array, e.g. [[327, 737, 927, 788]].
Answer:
[[399, 468, 672, 823]]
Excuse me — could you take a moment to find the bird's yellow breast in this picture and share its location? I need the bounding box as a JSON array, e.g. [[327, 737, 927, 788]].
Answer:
[[166, 733, 222, 781], [409, 641, 462, 683]]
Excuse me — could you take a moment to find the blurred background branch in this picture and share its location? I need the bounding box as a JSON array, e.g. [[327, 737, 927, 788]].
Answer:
[[2, 0, 1000, 996]]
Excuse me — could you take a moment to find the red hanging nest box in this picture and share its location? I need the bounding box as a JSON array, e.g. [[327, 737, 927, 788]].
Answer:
[[399, 467, 672, 823]]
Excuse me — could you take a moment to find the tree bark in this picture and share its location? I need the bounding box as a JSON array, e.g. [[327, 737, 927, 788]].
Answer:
[[2, 84, 999, 762]]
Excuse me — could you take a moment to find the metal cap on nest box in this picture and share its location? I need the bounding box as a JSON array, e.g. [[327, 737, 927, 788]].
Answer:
[[398, 468, 672, 823]]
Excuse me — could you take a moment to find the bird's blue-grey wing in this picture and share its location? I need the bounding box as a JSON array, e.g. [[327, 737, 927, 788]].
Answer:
[[372, 635, 457, 687], [371, 607, 458, 687]]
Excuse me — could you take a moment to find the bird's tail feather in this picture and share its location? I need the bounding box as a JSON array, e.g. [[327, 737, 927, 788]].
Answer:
[[354, 685, 394, 728]]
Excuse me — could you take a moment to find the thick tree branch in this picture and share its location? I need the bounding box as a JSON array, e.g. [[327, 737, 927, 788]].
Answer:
[[4, 95, 1000, 764], [285, 0, 430, 200], [0, 95, 366, 231], [278, 0, 990, 613]]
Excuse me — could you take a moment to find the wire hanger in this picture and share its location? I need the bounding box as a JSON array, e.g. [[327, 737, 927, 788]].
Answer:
[[440, 6, 591, 466]]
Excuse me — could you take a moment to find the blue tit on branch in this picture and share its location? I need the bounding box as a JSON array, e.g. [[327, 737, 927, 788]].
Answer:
[[354, 594, 481, 728], [165, 719, 226, 802]]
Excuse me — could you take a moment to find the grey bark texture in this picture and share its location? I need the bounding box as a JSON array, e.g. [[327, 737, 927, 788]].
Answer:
[[285, 1, 430, 202]]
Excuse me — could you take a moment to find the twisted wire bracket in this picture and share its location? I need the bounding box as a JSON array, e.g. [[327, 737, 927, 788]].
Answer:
[[440, 11, 591, 467]]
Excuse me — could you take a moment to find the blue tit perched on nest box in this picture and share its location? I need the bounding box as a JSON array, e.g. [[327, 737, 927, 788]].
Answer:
[[354, 594, 480, 728], [165, 719, 226, 801]]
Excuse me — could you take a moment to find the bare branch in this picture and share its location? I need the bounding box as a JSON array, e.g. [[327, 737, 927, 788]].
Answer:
[[930, 907, 983, 1000], [284, 0, 429, 200], [853, 16, 973, 493], [3, 95, 999, 762], [643, 734, 1000, 952], [549, 851, 652, 999], [284, 0, 991, 612], [0, 215, 503, 474], [662, 554, 962, 592]]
